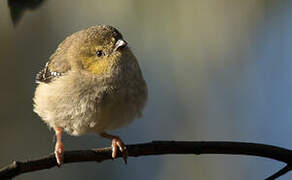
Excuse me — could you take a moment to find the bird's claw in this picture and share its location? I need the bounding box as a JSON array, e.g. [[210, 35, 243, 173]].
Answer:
[[54, 142, 64, 167], [111, 137, 128, 164]]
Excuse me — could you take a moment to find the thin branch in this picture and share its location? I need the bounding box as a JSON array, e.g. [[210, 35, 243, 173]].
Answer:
[[265, 165, 292, 180], [1, 141, 292, 179]]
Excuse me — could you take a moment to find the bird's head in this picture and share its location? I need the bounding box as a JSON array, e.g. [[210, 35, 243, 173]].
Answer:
[[68, 25, 136, 76]]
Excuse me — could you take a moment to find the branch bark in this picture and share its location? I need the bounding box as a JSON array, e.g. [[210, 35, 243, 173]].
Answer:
[[1, 141, 292, 180]]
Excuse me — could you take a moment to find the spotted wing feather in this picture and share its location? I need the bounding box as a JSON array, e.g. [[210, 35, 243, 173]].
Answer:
[[35, 34, 75, 83], [36, 62, 64, 83]]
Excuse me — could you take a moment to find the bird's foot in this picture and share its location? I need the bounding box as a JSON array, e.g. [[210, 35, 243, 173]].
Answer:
[[99, 132, 128, 164], [111, 137, 128, 164], [54, 141, 64, 167]]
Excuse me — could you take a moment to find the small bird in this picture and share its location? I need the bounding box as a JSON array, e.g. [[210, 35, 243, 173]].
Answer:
[[33, 25, 147, 166]]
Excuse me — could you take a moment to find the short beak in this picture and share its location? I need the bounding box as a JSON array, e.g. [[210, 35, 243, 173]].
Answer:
[[113, 39, 127, 52]]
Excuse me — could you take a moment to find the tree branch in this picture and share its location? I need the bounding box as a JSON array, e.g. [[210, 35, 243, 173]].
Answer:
[[1, 141, 292, 179], [265, 165, 292, 180]]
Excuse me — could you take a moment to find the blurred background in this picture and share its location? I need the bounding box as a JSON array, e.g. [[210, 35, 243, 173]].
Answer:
[[1, 0, 292, 179]]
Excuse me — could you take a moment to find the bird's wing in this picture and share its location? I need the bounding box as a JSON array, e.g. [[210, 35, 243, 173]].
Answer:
[[35, 60, 69, 83], [36, 39, 72, 83]]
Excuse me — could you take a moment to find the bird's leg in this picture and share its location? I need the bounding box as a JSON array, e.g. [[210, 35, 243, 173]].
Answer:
[[99, 132, 128, 164], [54, 127, 64, 166]]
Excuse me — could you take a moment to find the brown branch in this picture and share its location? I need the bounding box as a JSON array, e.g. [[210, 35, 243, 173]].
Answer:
[[1, 141, 292, 179]]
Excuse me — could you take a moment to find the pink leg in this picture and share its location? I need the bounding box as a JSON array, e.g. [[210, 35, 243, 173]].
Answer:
[[100, 132, 128, 164], [54, 127, 64, 166]]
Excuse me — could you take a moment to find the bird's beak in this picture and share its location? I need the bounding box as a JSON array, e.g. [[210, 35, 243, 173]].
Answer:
[[113, 39, 127, 52]]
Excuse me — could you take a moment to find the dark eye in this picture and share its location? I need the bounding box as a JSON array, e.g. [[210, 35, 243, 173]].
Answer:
[[96, 50, 103, 57]]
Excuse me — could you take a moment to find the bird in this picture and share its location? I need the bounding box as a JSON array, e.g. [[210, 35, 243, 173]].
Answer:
[[33, 25, 148, 166]]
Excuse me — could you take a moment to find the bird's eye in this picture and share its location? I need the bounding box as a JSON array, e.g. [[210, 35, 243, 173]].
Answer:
[[96, 50, 103, 57]]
